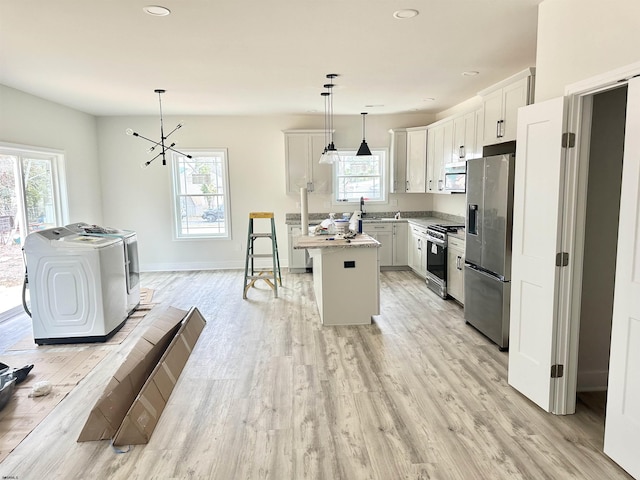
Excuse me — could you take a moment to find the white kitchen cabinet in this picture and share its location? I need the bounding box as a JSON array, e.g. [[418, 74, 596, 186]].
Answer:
[[392, 222, 408, 266], [480, 68, 535, 146], [389, 128, 407, 193], [363, 223, 393, 267], [474, 107, 484, 157], [406, 127, 428, 193], [408, 224, 428, 278], [284, 130, 332, 194], [288, 225, 311, 272], [452, 111, 479, 162], [426, 120, 453, 193], [447, 235, 465, 304], [363, 221, 409, 268]]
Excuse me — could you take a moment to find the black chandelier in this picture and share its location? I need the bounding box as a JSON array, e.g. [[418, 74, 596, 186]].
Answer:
[[126, 89, 191, 168]]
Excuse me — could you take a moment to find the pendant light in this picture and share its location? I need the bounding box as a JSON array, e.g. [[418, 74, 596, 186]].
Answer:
[[356, 112, 372, 157], [319, 90, 331, 164], [126, 89, 191, 168], [319, 74, 340, 164]]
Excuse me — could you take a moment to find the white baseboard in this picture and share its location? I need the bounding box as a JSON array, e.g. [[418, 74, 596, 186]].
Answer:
[[141, 259, 287, 272]]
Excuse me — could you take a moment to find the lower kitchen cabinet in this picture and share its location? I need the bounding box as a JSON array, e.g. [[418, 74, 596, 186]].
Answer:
[[447, 235, 465, 303], [288, 225, 311, 273], [363, 223, 393, 267], [408, 224, 428, 278], [392, 222, 408, 266], [363, 221, 409, 268]]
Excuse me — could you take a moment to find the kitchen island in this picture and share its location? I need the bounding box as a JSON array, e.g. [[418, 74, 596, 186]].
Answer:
[[294, 234, 380, 326]]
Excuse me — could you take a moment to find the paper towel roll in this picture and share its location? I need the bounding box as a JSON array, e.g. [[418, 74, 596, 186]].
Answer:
[[300, 187, 309, 236]]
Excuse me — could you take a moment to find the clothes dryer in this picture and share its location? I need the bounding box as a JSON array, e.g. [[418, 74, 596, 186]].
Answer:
[[66, 223, 140, 314], [23, 227, 128, 345]]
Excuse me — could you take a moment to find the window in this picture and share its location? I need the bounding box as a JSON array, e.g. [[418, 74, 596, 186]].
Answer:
[[334, 149, 387, 204], [0, 146, 67, 240], [171, 149, 231, 239]]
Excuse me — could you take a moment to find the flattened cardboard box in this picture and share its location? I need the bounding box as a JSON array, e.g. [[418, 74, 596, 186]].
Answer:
[[77, 306, 206, 443], [113, 307, 206, 445]]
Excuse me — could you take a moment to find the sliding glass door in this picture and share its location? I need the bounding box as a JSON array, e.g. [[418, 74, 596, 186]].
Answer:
[[0, 146, 66, 317]]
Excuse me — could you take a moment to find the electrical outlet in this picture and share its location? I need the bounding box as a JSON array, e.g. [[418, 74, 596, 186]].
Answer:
[[235, 242, 242, 252], [296, 202, 300, 208]]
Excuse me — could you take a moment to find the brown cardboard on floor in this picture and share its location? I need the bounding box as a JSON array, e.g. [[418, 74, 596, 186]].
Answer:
[[76, 306, 186, 441], [77, 306, 206, 445], [112, 307, 206, 446], [0, 349, 108, 463]]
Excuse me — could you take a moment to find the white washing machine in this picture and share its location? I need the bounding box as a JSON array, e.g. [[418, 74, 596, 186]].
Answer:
[[66, 223, 140, 314], [23, 227, 128, 345]]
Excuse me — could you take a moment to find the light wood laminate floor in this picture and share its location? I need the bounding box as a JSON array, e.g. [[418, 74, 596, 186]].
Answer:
[[0, 270, 633, 479]]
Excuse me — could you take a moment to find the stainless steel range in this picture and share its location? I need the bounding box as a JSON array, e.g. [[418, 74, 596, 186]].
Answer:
[[425, 224, 465, 298]]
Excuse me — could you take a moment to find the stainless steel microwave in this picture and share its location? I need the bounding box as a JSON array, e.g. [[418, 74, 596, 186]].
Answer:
[[444, 171, 466, 193]]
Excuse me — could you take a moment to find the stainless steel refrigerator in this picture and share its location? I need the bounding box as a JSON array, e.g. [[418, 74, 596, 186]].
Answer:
[[464, 148, 515, 350]]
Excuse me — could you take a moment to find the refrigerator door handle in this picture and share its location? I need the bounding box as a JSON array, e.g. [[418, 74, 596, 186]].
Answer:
[[468, 204, 478, 235]]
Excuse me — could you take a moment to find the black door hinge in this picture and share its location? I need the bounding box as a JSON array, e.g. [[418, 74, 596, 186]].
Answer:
[[556, 252, 569, 267], [562, 132, 576, 148], [551, 364, 564, 378]]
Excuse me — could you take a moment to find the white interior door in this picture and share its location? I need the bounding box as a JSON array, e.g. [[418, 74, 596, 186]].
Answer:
[[508, 97, 567, 412], [604, 76, 640, 479]]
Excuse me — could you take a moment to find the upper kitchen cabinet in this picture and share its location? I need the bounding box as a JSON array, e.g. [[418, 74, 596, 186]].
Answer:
[[284, 130, 332, 194], [479, 68, 535, 146], [452, 110, 481, 162], [389, 128, 408, 193], [426, 120, 453, 193], [406, 126, 428, 193]]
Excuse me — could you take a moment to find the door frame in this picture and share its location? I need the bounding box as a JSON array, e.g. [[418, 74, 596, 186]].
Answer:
[[555, 60, 640, 414]]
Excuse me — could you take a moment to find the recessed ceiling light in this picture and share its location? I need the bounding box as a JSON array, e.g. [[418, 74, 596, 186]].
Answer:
[[423, 97, 435, 102], [143, 5, 171, 16], [462, 71, 479, 76], [365, 104, 385, 108], [393, 9, 419, 19]]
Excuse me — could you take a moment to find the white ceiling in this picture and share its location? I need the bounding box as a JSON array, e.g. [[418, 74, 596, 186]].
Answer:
[[0, 0, 543, 117]]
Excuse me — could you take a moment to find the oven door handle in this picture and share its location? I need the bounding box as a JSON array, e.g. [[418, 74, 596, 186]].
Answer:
[[425, 235, 446, 246]]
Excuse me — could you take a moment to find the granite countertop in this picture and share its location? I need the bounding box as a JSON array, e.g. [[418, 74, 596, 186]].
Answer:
[[286, 211, 465, 226], [448, 229, 466, 241], [293, 233, 380, 249]]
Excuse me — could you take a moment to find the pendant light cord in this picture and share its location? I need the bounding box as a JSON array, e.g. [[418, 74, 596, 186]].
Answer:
[[157, 89, 167, 165]]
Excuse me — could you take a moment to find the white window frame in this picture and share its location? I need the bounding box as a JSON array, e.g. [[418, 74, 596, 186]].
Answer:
[[332, 148, 389, 206], [171, 149, 231, 240], [0, 142, 68, 242]]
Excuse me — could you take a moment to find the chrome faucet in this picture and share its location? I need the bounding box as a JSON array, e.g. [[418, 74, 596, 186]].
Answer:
[[360, 196, 366, 216]]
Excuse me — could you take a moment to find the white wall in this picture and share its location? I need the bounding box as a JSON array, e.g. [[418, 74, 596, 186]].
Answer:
[[432, 194, 466, 218], [536, 0, 640, 102], [577, 86, 626, 391], [0, 84, 103, 223], [97, 112, 436, 271]]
